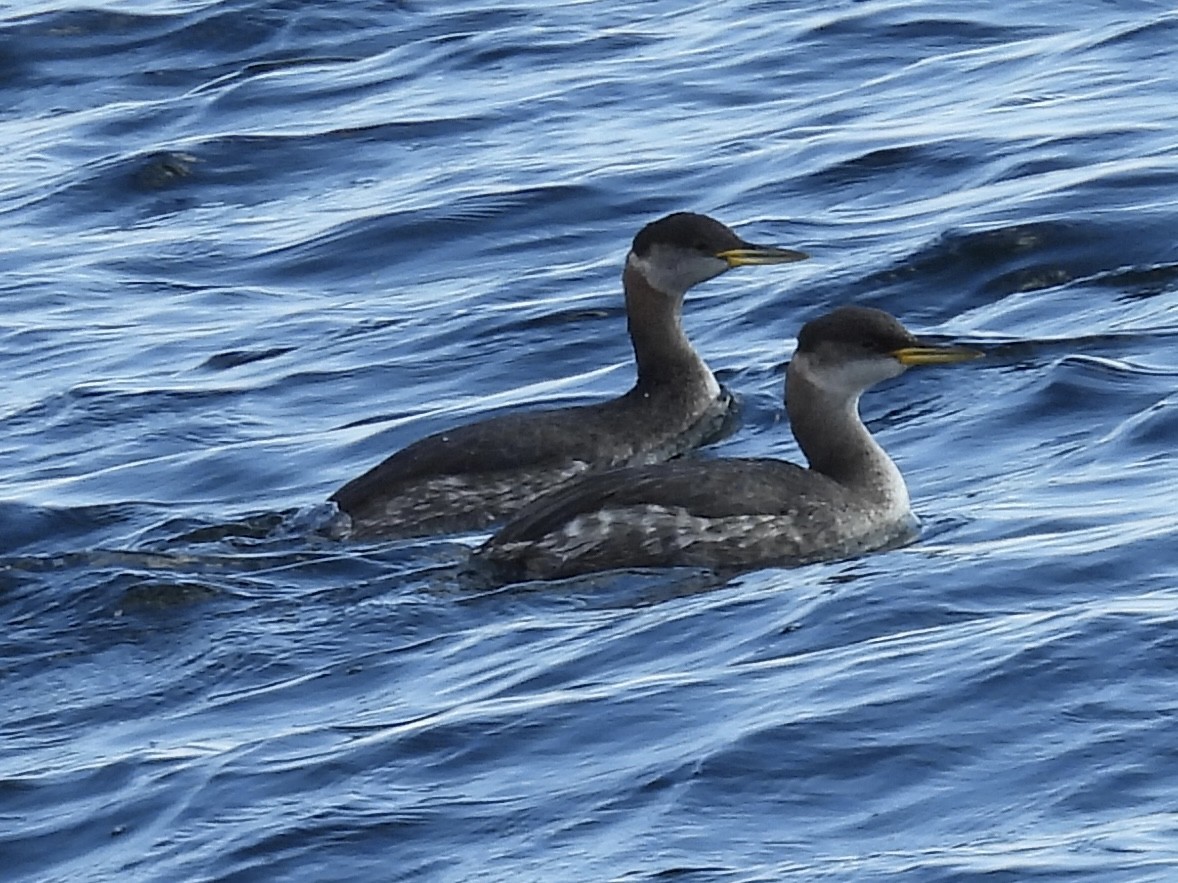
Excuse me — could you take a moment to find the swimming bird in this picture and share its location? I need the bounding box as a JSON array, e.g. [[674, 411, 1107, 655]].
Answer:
[[330, 212, 808, 538], [475, 305, 981, 579]]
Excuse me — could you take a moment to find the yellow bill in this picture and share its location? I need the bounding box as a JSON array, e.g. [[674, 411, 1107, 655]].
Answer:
[[717, 245, 809, 267], [892, 344, 984, 366]]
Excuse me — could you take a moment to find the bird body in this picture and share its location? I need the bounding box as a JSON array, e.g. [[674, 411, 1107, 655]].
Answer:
[[331, 377, 736, 537]]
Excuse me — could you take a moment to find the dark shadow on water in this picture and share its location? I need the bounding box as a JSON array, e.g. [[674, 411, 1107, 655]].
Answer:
[[455, 560, 734, 611]]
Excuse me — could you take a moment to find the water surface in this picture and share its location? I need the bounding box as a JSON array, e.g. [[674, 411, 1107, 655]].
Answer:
[[2, 1, 1178, 880]]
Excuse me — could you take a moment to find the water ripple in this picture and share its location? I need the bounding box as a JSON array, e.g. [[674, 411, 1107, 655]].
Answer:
[[3, 1, 1178, 880]]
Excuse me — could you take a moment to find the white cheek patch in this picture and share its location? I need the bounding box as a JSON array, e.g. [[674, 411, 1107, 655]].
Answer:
[[791, 351, 904, 399], [628, 247, 727, 296], [628, 250, 672, 294]]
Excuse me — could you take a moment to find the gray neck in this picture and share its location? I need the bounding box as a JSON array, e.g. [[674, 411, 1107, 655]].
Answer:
[[622, 260, 719, 397], [786, 356, 908, 508]]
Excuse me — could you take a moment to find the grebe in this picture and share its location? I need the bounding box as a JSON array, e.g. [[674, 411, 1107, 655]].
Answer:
[[330, 212, 807, 538], [476, 305, 981, 578]]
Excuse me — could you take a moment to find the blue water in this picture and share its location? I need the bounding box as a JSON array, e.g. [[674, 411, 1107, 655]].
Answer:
[[3, 1, 1178, 880]]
